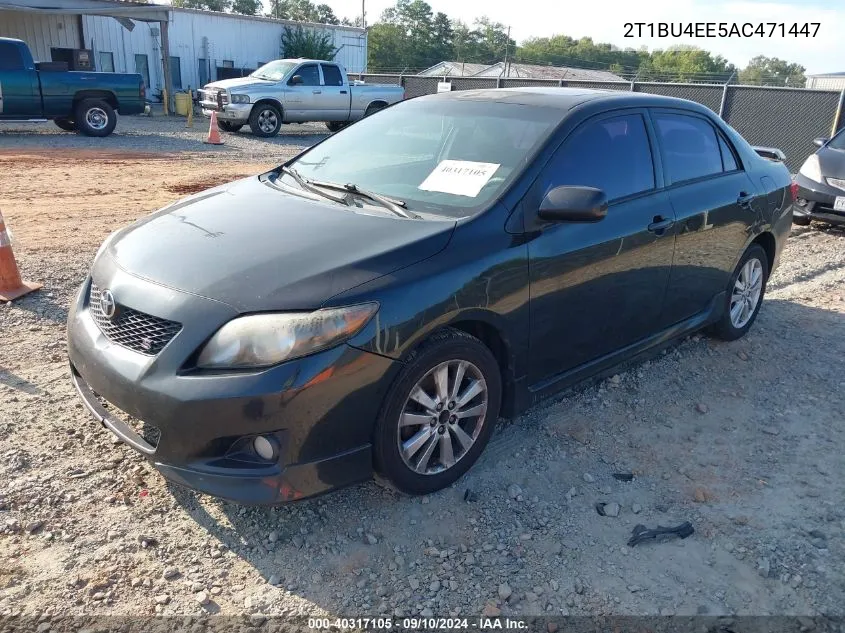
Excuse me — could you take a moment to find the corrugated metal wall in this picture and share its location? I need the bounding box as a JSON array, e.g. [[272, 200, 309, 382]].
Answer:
[[0, 11, 80, 61], [806, 76, 845, 91], [82, 15, 160, 87]]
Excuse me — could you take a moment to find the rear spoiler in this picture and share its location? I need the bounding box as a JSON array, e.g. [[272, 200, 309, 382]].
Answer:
[[753, 146, 786, 162]]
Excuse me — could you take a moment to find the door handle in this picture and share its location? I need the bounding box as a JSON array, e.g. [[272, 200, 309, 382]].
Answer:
[[340, 90, 347, 94], [312, 89, 322, 94], [737, 191, 755, 209], [647, 215, 674, 234]]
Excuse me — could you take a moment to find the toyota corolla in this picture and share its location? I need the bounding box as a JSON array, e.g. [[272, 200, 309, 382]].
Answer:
[[67, 88, 793, 504]]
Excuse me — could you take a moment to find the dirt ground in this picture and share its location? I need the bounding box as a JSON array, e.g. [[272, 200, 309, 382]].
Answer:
[[1, 146, 844, 625]]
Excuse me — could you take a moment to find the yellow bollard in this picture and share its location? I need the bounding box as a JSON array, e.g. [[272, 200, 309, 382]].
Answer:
[[186, 101, 194, 128]]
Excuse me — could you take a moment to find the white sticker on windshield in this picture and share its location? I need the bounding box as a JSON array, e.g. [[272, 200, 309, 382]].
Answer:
[[418, 160, 500, 198]]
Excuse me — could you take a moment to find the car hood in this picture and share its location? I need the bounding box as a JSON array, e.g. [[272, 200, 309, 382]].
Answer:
[[103, 177, 456, 312], [818, 146, 845, 180], [204, 77, 270, 92]]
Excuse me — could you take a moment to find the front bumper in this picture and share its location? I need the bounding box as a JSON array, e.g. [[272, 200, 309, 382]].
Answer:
[[793, 172, 845, 225], [67, 268, 398, 505], [200, 102, 252, 123]]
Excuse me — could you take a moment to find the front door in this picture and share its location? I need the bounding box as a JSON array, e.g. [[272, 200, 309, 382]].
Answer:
[[0, 40, 39, 117], [649, 109, 761, 326], [283, 63, 322, 122], [526, 110, 677, 384], [319, 63, 350, 122]]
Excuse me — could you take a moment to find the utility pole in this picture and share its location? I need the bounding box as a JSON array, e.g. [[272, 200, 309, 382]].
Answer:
[[502, 25, 511, 78], [362, 0, 365, 28]]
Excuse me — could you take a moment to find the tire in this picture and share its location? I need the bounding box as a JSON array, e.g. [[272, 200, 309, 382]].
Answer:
[[248, 103, 283, 137], [326, 121, 347, 133], [54, 118, 76, 132], [74, 99, 117, 137], [792, 214, 812, 227], [364, 103, 386, 117], [373, 328, 502, 495], [218, 120, 243, 133], [709, 244, 769, 341]]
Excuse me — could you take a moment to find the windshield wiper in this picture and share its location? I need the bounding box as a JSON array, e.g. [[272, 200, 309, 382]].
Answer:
[[279, 166, 348, 204], [307, 179, 418, 219]]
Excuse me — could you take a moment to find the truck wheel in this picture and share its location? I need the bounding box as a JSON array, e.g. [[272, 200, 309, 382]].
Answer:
[[326, 121, 347, 133], [54, 118, 77, 132], [218, 120, 243, 133], [75, 99, 117, 137], [249, 104, 282, 137]]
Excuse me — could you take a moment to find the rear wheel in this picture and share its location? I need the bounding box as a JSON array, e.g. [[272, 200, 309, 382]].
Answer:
[[364, 103, 386, 117], [249, 103, 282, 137], [74, 99, 117, 137], [373, 329, 501, 495], [218, 120, 243, 133], [54, 117, 76, 132], [709, 244, 769, 341]]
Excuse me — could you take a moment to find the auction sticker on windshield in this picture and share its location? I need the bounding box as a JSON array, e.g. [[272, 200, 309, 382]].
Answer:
[[419, 160, 500, 197]]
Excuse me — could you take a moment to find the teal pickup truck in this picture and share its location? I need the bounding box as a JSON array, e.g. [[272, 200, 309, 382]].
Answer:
[[0, 37, 146, 137]]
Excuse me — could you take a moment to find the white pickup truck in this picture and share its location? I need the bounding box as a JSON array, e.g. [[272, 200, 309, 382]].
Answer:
[[199, 59, 405, 137]]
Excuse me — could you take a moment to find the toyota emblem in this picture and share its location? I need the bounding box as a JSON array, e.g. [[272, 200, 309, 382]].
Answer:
[[99, 289, 117, 320]]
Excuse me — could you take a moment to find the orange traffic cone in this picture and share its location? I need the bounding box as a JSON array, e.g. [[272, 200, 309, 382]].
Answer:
[[0, 210, 41, 302], [204, 111, 224, 145]]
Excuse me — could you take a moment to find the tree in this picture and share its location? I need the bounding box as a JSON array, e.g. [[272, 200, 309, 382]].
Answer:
[[739, 55, 806, 86], [172, 0, 231, 11], [268, 0, 317, 21], [315, 3, 339, 24], [280, 25, 337, 59], [230, 0, 260, 15], [637, 46, 736, 82]]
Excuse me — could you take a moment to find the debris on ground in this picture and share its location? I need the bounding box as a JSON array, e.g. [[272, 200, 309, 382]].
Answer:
[[628, 522, 695, 547]]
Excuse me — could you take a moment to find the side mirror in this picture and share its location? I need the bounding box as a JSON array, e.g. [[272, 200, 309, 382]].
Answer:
[[538, 186, 608, 223], [813, 137, 828, 148], [289, 75, 303, 86]]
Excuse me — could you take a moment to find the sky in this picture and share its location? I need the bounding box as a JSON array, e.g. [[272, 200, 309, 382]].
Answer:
[[325, 0, 845, 74]]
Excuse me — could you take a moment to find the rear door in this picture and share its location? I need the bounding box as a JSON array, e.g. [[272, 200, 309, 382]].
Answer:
[[649, 109, 760, 326], [319, 63, 350, 122], [526, 109, 677, 384], [283, 63, 322, 122], [0, 41, 40, 117]]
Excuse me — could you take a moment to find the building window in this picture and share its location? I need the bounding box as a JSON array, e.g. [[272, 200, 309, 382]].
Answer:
[[99, 51, 115, 73], [135, 54, 150, 90], [222, 60, 234, 68], [169, 56, 183, 90], [198, 58, 209, 87]]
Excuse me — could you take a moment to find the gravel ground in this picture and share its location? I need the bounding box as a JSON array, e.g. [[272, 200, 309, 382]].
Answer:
[[1, 130, 844, 623], [0, 112, 328, 161]]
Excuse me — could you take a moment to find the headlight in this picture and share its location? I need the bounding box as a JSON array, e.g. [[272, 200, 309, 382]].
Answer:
[[826, 177, 845, 191], [229, 93, 250, 104], [798, 154, 823, 183], [196, 303, 378, 369]]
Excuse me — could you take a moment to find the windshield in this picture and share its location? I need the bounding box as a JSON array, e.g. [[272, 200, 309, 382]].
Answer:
[[286, 98, 562, 218], [251, 60, 297, 81], [826, 128, 845, 150]]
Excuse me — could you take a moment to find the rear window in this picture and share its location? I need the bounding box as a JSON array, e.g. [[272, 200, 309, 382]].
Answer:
[[0, 42, 24, 71], [654, 113, 723, 184], [321, 64, 344, 86]]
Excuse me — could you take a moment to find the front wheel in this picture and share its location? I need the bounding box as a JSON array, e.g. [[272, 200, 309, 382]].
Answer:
[[248, 104, 282, 137], [74, 99, 117, 137], [54, 117, 76, 132], [709, 244, 769, 341], [373, 329, 502, 495], [364, 103, 386, 118]]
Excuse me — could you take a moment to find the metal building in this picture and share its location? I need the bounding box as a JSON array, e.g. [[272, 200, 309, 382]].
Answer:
[[0, 0, 367, 104], [805, 72, 845, 91]]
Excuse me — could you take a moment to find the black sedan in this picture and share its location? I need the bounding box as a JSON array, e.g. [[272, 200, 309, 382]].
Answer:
[[793, 129, 845, 226], [67, 88, 793, 504]]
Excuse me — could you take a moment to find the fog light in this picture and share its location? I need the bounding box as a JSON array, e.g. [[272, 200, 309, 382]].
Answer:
[[253, 435, 277, 461]]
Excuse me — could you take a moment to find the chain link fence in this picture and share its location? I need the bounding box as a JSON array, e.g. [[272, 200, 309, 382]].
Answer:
[[353, 73, 845, 172]]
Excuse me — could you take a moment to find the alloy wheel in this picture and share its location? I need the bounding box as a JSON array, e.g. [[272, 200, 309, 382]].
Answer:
[[730, 257, 763, 329], [257, 109, 278, 134], [86, 107, 108, 131], [397, 360, 488, 475]]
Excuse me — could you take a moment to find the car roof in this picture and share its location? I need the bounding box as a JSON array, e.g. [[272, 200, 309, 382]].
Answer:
[[419, 87, 709, 114]]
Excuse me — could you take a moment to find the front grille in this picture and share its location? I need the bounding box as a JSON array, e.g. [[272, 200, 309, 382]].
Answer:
[[88, 283, 181, 356]]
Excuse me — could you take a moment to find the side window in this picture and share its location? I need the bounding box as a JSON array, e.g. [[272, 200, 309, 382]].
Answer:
[[545, 113, 655, 202], [0, 42, 24, 71], [321, 64, 344, 86], [294, 64, 321, 86], [718, 134, 738, 172], [654, 113, 723, 183]]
